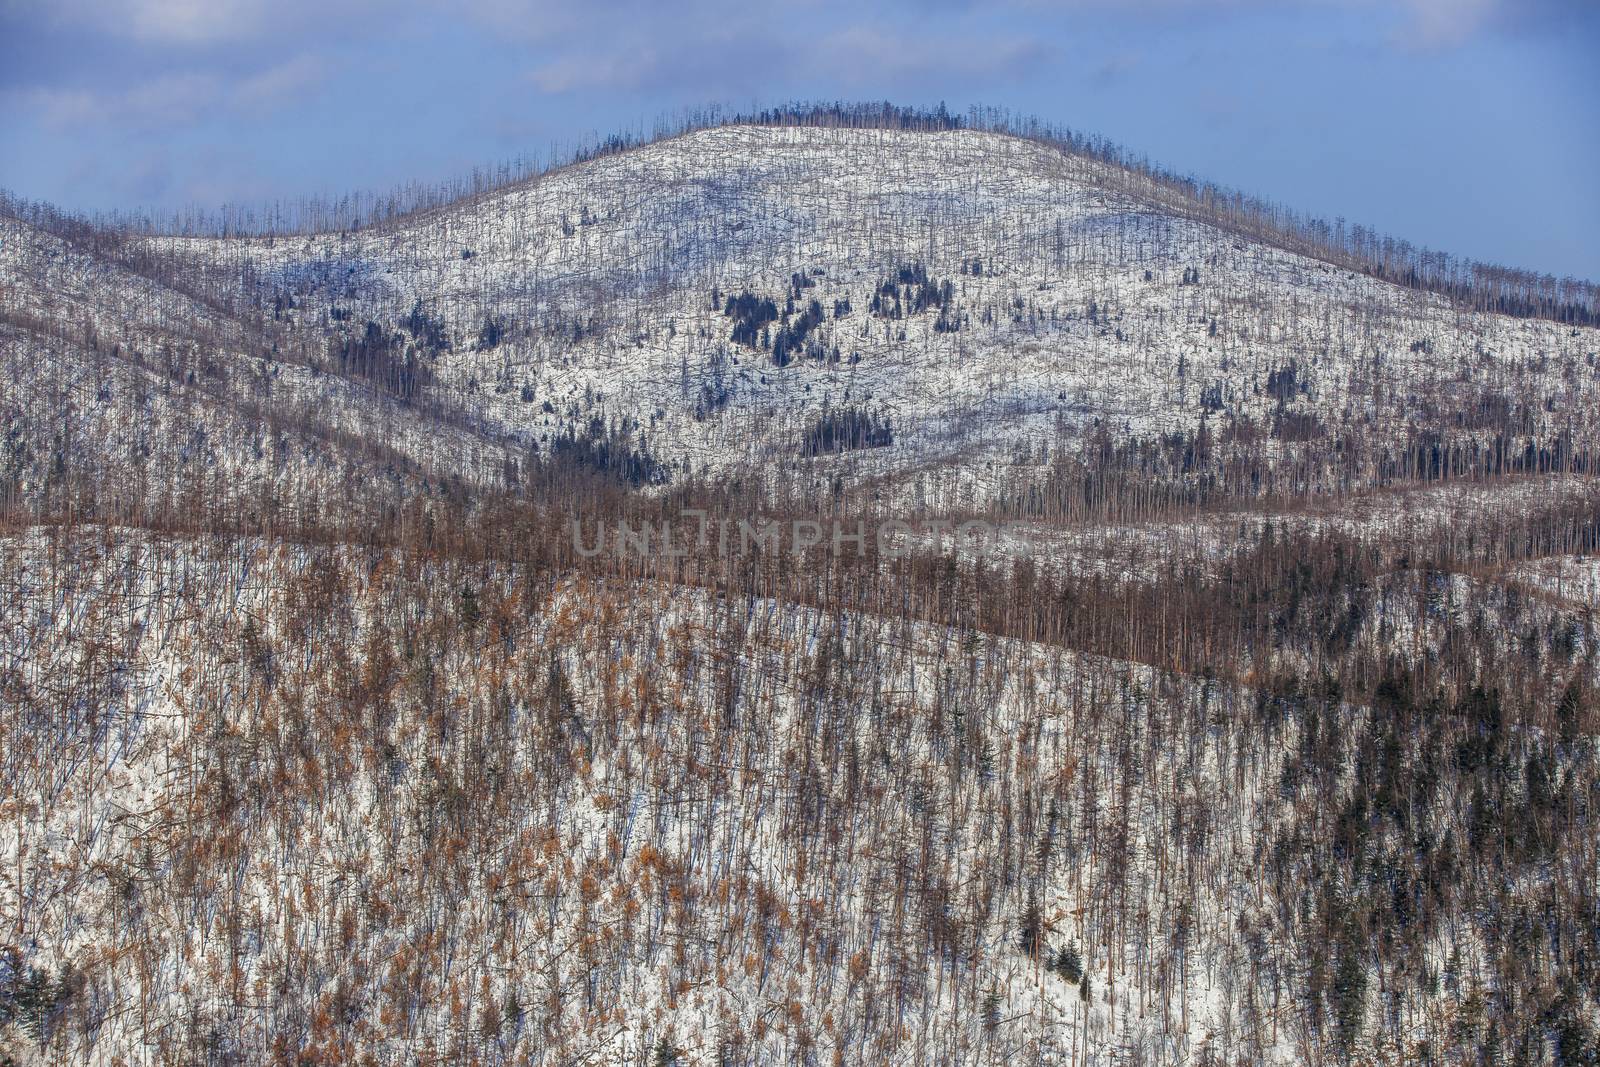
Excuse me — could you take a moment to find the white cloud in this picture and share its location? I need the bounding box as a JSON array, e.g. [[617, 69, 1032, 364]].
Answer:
[[121, 70, 219, 122], [817, 25, 1053, 85], [9, 87, 103, 127], [7, 57, 324, 129], [1395, 0, 1499, 48], [19, 0, 385, 43], [234, 54, 326, 111], [5, 73, 216, 128], [523, 14, 1054, 96], [449, 0, 598, 40], [21, 0, 278, 43], [994, 0, 1545, 50], [528, 52, 654, 93], [121, 0, 272, 43]]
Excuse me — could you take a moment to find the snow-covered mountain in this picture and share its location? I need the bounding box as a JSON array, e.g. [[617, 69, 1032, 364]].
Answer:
[[8, 122, 1597, 515], [156, 125, 1600, 492], [6, 113, 1600, 1067]]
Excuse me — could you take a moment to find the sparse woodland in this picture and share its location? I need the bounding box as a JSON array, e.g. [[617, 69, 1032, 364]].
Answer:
[[2, 105, 1599, 1065]]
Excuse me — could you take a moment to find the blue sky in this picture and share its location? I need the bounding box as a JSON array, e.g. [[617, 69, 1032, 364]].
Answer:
[[2, 0, 1596, 279]]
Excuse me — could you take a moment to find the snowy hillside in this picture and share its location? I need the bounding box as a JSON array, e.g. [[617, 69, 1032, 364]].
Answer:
[[144, 124, 1600, 499], [6, 526, 1596, 1066], [0, 214, 523, 524], [5, 110, 1600, 1067]]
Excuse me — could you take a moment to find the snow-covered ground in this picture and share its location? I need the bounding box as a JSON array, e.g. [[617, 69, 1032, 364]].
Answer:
[[1506, 554, 1600, 606], [5, 121, 1600, 1066], [7, 527, 1587, 1065], [121, 125, 1600, 495]]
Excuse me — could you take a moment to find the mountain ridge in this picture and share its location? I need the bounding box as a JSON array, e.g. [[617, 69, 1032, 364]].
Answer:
[[6, 103, 1596, 321], [5, 119, 1600, 530]]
